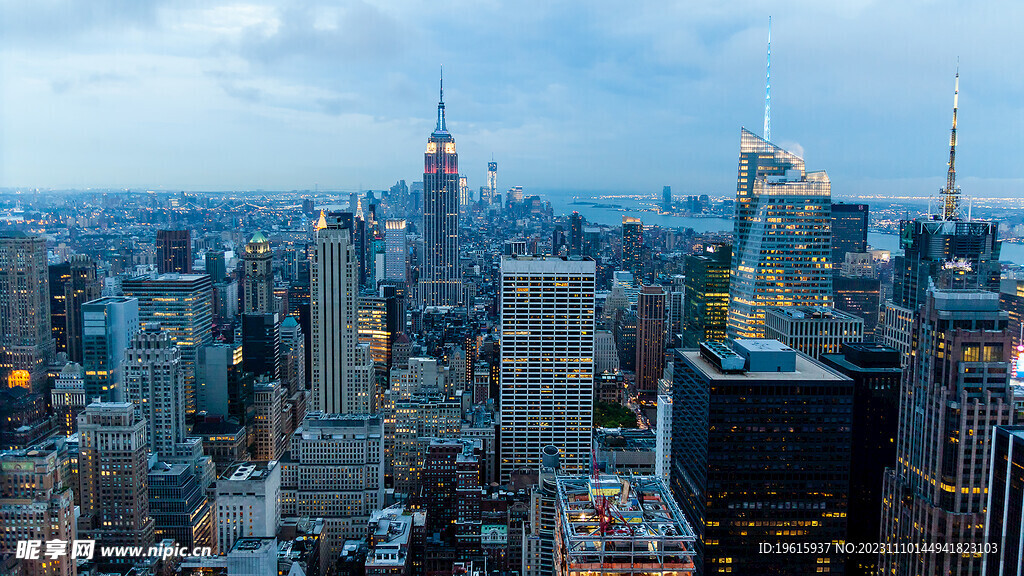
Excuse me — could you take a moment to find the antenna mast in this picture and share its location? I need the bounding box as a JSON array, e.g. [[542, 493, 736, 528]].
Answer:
[[763, 16, 771, 142], [941, 66, 960, 220]]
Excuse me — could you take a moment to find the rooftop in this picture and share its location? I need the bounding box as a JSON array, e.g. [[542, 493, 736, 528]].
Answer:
[[220, 460, 279, 482], [680, 347, 849, 382], [765, 306, 861, 321]]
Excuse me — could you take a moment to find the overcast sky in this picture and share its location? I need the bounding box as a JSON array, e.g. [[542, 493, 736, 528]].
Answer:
[[0, 1, 1021, 198]]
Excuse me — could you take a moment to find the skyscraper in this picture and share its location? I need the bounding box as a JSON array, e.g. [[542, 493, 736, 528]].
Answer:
[[384, 219, 408, 283], [124, 326, 187, 458], [820, 343, 902, 576], [420, 75, 462, 306], [122, 273, 213, 414], [880, 289, 1012, 576], [241, 312, 281, 379], [621, 216, 644, 283], [0, 438, 77, 576], [569, 212, 583, 256], [311, 212, 373, 414], [672, 340, 852, 576], [49, 255, 102, 363], [242, 231, 275, 314], [81, 296, 139, 402], [0, 232, 53, 390], [727, 129, 833, 339], [682, 246, 731, 348], [763, 306, 864, 359], [662, 185, 672, 211], [635, 285, 667, 400], [882, 73, 1001, 366], [156, 229, 192, 274], [499, 256, 595, 481], [77, 402, 155, 549], [487, 160, 498, 204], [983, 426, 1024, 576], [830, 203, 869, 263]]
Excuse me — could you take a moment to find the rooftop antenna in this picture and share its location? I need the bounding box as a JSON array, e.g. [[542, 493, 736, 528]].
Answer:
[[436, 65, 447, 132], [941, 62, 960, 220], [763, 16, 771, 142]]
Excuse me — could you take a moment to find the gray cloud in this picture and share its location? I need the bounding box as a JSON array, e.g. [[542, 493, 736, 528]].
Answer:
[[0, 0, 1021, 197]]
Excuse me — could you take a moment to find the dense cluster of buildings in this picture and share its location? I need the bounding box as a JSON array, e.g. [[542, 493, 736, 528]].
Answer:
[[2, 69, 1024, 576]]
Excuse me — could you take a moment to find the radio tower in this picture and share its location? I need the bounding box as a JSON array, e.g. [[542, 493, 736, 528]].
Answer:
[[941, 66, 960, 220], [763, 16, 771, 142]]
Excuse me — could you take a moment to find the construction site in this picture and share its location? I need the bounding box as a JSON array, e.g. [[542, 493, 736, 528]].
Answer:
[[554, 474, 697, 576]]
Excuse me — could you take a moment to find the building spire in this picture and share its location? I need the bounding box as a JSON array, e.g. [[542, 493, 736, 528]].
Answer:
[[941, 64, 960, 220], [763, 16, 771, 142], [436, 66, 447, 132]]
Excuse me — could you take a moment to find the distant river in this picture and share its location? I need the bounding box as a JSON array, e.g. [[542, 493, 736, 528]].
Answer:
[[543, 193, 1024, 266]]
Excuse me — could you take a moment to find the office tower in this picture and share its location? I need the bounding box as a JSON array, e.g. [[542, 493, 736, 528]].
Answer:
[[156, 229, 192, 274], [831, 203, 869, 263], [667, 289, 684, 346], [65, 255, 102, 363], [242, 231, 274, 314], [891, 217, 1001, 312], [728, 129, 833, 339], [49, 255, 102, 363], [884, 74, 1000, 364], [358, 292, 403, 368], [554, 475, 697, 576], [281, 413, 386, 552], [148, 461, 212, 551], [672, 340, 852, 576], [594, 330, 620, 374], [661, 185, 673, 211], [0, 438, 77, 576], [820, 344, 901, 576], [764, 306, 864, 359], [487, 160, 498, 203], [499, 256, 595, 481], [683, 246, 731, 348], [197, 343, 254, 426], [569, 212, 583, 256], [384, 219, 408, 283], [635, 285, 667, 399], [551, 225, 566, 255], [122, 273, 213, 413], [252, 379, 286, 460], [615, 309, 638, 372], [421, 76, 462, 307], [459, 174, 470, 208], [49, 263, 71, 356], [279, 316, 306, 394], [621, 216, 644, 282], [0, 232, 53, 390], [833, 274, 882, 339], [81, 296, 139, 403], [881, 289, 1013, 576], [123, 326, 187, 457], [241, 312, 281, 379], [983, 426, 1024, 576], [216, 461, 282, 553], [311, 212, 373, 414], [77, 402, 155, 548], [205, 249, 227, 282], [52, 362, 86, 436], [656, 395, 672, 480]]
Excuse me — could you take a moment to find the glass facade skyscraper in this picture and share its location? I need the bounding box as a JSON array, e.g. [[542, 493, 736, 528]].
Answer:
[[727, 128, 833, 339], [831, 202, 868, 263], [682, 245, 732, 348]]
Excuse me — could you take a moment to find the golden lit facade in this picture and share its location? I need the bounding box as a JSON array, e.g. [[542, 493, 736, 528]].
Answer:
[[727, 129, 832, 339], [499, 256, 595, 482]]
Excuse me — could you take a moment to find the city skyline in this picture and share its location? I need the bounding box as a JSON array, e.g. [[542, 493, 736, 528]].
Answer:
[[1, 2, 1022, 198]]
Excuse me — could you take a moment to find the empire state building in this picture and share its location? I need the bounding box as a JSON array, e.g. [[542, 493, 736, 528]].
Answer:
[[420, 74, 462, 306]]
